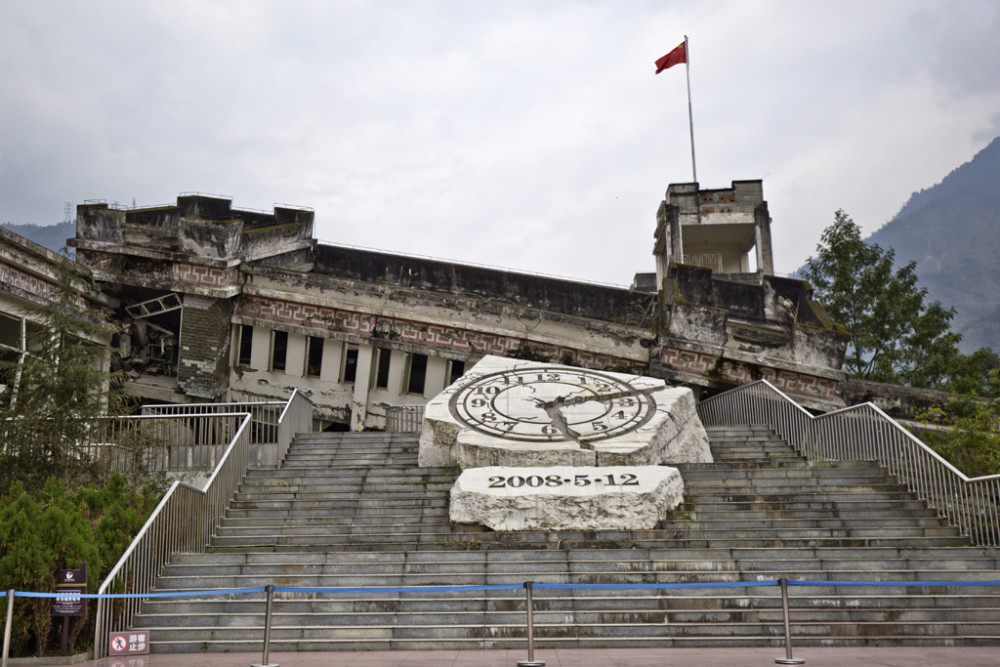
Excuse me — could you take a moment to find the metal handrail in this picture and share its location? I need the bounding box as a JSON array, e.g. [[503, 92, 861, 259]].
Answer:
[[697, 380, 1000, 546], [92, 390, 313, 658], [141, 400, 286, 446], [386, 404, 425, 433]]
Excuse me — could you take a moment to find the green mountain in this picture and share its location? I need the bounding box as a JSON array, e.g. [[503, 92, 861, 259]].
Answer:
[[1, 221, 76, 255], [865, 136, 1000, 354]]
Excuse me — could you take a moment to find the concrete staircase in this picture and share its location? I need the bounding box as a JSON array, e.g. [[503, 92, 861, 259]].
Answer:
[[132, 426, 1000, 651]]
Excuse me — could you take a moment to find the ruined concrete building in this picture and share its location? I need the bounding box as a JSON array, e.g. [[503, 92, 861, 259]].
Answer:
[[0, 180, 848, 428]]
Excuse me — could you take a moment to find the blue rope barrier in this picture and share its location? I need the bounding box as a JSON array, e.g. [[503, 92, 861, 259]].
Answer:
[[789, 579, 1000, 587], [535, 580, 780, 590], [14, 587, 266, 600], [6, 578, 1000, 600], [273, 583, 523, 594]]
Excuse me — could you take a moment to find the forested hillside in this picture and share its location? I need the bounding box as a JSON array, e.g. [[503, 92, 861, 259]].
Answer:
[[865, 136, 1000, 353], [1, 221, 75, 255]]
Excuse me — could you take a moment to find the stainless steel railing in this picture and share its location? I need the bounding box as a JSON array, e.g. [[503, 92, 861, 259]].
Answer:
[[141, 399, 286, 445], [386, 404, 425, 433], [697, 380, 1000, 546], [88, 413, 247, 475], [93, 390, 314, 658]]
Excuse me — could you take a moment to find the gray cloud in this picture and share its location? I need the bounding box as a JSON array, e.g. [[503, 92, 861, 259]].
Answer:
[[1, 0, 997, 283]]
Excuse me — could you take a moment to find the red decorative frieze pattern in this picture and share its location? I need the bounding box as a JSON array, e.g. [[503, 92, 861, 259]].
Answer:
[[173, 263, 236, 288], [661, 347, 717, 374], [768, 370, 838, 400], [77, 251, 114, 271], [239, 295, 643, 373], [0, 261, 90, 311], [662, 346, 838, 401], [0, 261, 59, 301]]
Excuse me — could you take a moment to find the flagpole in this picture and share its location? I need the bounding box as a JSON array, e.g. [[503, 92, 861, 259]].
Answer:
[[684, 35, 697, 183]]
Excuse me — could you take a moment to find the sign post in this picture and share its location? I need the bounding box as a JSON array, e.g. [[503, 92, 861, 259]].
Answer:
[[52, 564, 87, 657]]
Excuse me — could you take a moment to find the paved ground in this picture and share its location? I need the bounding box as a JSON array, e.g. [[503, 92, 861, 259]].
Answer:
[[19, 647, 1000, 667]]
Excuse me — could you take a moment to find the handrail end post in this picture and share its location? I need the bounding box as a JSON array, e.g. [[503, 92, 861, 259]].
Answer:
[[251, 584, 278, 667], [775, 578, 805, 665], [517, 581, 545, 667]]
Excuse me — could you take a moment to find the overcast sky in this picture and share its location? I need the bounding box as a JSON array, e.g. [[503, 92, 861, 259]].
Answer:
[[2, 1, 998, 284]]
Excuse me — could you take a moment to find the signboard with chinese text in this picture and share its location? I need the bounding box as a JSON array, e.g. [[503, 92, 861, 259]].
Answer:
[[52, 563, 87, 617], [109, 630, 150, 656]]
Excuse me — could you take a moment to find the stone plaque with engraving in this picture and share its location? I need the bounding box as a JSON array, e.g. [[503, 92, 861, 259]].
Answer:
[[450, 466, 684, 531]]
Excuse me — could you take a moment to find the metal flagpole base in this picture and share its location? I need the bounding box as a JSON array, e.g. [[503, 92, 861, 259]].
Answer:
[[774, 659, 805, 665], [250, 664, 279, 667], [516, 661, 546, 667]]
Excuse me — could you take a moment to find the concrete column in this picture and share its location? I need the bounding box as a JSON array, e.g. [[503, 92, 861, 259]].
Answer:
[[351, 344, 374, 430], [755, 205, 775, 276], [424, 356, 448, 399]]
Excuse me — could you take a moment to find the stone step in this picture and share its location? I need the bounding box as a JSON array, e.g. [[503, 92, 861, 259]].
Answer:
[[129, 426, 999, 652], [205, 535, 973, 553]]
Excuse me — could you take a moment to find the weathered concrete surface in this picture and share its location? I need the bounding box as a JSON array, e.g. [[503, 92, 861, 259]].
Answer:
[[419, 355, 712, 468], [450, 465, 684, 531]]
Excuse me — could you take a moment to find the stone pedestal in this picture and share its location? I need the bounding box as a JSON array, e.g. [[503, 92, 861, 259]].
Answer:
[[450, 466, 684, 531]]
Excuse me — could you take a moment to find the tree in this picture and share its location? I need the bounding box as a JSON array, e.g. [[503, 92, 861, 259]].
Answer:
[[0, 268, 126, 495], [802, 210, 965, 388], [919, 370, 1000, 477]]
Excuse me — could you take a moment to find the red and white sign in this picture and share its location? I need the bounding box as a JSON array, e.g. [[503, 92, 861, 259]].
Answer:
[[108, 631, 150, 655]]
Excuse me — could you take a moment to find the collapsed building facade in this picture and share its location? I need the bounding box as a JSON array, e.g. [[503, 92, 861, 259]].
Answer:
[[2, 180, 848, 428]]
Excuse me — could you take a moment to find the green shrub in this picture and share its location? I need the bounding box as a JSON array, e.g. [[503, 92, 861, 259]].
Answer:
[[0, 474, 158, 656]]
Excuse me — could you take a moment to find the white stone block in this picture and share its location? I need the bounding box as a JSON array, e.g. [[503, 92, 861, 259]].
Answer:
[[450, 466, 684, 531]]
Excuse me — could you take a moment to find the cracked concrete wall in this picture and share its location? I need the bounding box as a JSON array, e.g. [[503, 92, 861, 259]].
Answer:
[[179, 294, 236, 399]]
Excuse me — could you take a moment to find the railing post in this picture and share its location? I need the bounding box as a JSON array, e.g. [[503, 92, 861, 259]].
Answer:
[[251, 584, 278, 667], [517, 582, 545, 667], [2, 590, 14, 667], [775, 578, 804, 665]]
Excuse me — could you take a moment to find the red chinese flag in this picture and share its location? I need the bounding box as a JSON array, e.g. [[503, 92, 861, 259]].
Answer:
[[654, 42, 686, 74]]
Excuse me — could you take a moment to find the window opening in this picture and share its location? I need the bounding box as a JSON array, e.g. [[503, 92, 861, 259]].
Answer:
[[375, 348, 391, 389], [448, 359, 466, 385], [237, 324, 253, 366], [305, 336, 324, 377], [406, 353, 428, 395], [342, 343, 359, 383], [270, 330, 288, 372]]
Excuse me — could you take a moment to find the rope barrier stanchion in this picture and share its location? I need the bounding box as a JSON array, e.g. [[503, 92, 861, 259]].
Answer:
[[517, 582, 545, 667], [2, 590, 14, 667], [774, 578, 804, 665], [251, 584, 278, 667]]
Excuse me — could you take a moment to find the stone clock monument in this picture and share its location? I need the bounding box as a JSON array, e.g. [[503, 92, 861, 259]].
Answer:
[[420, 356, 713, 532], [420, 356, 713, 468]]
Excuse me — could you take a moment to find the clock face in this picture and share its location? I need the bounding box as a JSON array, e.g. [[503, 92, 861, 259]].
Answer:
[[449, 367, 656, 443]]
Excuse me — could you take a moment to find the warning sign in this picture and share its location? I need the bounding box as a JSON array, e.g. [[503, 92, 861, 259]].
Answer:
[[53, 564, 87, 617], [108, 630, 150, 656]]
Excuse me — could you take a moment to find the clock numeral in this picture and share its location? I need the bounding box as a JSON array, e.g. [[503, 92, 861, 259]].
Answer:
[[617, 398, 635, 407], [541, 425, 559, 436], [481, 412, 498, 422], [592, 421, 607, 431], [536, 373, 561, 382], [475, 386, 501, 396], [470, 398, 487, 408], [612, 410, 627, 420]]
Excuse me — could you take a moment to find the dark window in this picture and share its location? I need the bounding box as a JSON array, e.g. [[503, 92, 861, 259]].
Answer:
[[375, 349, 391, 389], [270, 330, 288, 372], [305, 336, 324, 377], [448, 359, 465, 385], [342, 343, 359, 383], [407, 353, 428, 395], [237, 324, 253, 366], [0, 313, 20, 349]]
